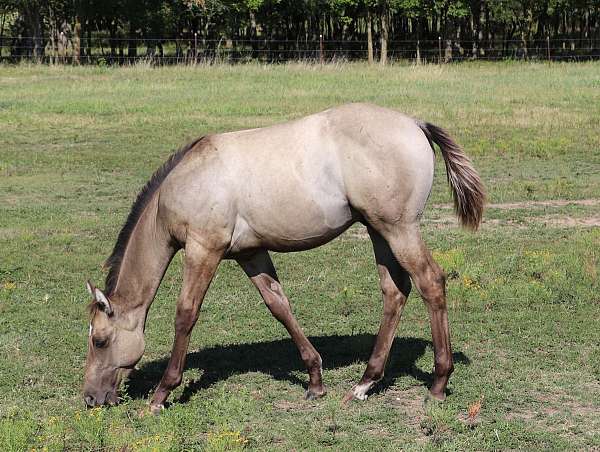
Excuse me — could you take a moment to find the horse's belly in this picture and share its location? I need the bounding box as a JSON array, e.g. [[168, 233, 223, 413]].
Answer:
[[229, 194, 356, 254]]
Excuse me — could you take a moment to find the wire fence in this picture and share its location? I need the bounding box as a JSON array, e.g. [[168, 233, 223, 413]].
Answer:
[[2, 35, 600, 64]]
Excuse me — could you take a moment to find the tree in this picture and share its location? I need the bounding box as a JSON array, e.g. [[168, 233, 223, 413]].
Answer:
[[1, 0, 598, 63]]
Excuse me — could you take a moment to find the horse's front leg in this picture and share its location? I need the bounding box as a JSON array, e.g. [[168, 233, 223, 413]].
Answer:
[[149, 240, 223, 414]]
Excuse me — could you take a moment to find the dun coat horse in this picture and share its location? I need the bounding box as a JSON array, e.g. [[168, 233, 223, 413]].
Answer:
[[83, 103, 484, 413]]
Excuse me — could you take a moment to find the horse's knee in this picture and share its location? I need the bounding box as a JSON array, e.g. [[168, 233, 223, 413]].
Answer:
[[175, 306, 197, 334]]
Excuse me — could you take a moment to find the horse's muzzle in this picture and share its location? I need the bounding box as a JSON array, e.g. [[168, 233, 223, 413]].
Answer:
[[84, 390, 118, 407]]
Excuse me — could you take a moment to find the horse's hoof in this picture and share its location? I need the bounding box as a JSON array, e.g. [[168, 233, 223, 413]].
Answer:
[[423, 392, 445, 409], [304, 386, 327, 401], [343, 382, 371, 405], [149, 403, 164, 415], [341, 391, 356, 405], [342, 386, 368, 405]]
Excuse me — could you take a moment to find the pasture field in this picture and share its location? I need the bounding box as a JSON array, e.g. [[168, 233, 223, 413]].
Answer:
[[0, 62, 599, 451]]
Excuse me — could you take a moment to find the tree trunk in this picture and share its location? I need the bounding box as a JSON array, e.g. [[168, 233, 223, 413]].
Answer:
[[58, 22, 68, 64], [0, 12, 5, 60], [87, 25, 92, 61], [48, 6, 56, 65], [380, 4, 389, 65], [485, 2, 492, 54], [520, 29, 528, 58], [128, 22, 137, 63], [20, 3, 44, 61], [470, 0, 481, 58], [109, 22, 117, 62], [367, 9, 373, 64], [249, 11, 258, 59], [73, 16, 81, 64]]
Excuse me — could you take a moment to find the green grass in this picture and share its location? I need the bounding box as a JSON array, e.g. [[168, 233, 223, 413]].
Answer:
[[0, 61, 599, 450]]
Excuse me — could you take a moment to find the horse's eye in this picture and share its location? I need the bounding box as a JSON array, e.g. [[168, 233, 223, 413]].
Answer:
[[93, 337, 108, 349]]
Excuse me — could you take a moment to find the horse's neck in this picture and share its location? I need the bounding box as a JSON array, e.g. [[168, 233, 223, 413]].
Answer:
[[111, 200, 176, 324]]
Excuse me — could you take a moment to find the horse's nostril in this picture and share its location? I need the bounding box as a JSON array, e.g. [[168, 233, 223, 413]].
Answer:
[[84, 394, 96, 407]]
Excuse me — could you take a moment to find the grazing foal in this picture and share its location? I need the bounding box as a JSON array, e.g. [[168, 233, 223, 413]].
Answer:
[[82, 103, 484, 413]]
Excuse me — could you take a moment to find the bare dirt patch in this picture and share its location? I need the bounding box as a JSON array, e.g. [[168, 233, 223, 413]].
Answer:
[[384, 386, 428, 437], [272, 399, 317, 413], [425, 215, 600, 229], [505, 387, 600, 438], [432, 199, 600, 210], [341, 199, 600, 239], [423, 217, 526, 229], [542, 216, 600, 227]]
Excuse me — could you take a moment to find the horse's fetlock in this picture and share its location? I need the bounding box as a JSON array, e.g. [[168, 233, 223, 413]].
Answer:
[[303, 352, 322, 371], [365, 369, 384, 383], [434, 357, 454, 378], [174, 308, 197, 333]]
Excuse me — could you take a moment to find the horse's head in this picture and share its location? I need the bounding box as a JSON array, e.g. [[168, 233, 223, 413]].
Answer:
[[83, 281, 145, 407]]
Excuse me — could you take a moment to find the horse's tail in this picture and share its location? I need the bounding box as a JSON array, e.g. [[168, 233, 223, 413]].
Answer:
[[418, 121, 485, 230]]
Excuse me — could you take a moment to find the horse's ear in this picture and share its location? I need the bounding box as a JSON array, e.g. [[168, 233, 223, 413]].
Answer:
[[86, 280, 95, 296], [93, 287, 113, 316]]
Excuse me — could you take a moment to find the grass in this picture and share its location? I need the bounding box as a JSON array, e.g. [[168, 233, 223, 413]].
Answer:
[[0, 61, 599, 450]]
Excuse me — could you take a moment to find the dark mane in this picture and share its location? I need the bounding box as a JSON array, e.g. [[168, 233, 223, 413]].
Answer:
[[103, 136, 204, 296]]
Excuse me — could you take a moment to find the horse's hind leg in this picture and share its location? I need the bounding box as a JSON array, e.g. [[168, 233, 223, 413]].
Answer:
[[343, 226, 411, 403], [237, 250, 326, 400], [378, 223, 454, 401]]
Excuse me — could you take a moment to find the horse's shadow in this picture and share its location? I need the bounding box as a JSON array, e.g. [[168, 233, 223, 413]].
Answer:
[[127, 334, 470, 403]]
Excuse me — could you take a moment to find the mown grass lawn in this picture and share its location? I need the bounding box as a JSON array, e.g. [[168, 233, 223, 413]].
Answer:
[[0, 61, 599, 451]]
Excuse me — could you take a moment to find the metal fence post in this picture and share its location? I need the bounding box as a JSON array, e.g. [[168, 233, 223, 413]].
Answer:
[[547, 36, 551, 62], [438, 36, 442, 63]]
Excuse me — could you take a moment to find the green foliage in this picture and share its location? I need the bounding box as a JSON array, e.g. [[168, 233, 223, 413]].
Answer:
[[3, 0, 598, 48]]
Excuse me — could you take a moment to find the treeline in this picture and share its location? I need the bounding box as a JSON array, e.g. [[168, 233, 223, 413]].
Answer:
[[1, 1, 599, 63]]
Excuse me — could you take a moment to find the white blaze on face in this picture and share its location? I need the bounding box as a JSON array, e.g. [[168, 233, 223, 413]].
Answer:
[[89, 323, 93, 337]]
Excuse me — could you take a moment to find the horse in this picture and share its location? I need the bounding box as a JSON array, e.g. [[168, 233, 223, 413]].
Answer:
[[83, 103, 484, 413]]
